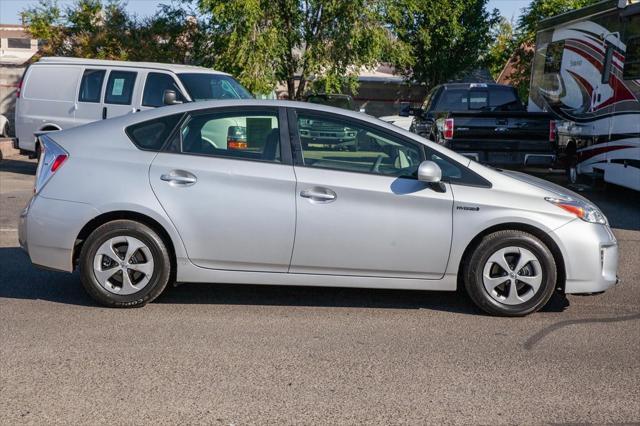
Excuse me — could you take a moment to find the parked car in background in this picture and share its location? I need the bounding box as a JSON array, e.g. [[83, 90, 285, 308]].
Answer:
[[406, 83, 556, 168], [0, 114, 9, 137], [528, 0, 640, 191], [19, 100, 618, 316], [379, 103, 414, 130], [14, 57, 253, 157]]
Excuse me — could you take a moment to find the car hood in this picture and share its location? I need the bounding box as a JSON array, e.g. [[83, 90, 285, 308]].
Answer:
[[499, 169, 591, 203]]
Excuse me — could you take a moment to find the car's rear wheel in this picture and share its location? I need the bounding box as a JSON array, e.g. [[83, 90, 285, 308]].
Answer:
[[463, 230, 557, 316], [79, 220, 172, 308]]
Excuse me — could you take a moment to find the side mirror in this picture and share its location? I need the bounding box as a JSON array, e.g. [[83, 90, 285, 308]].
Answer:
[[417, 160, 442, 183], [163, 89, 182, 105]]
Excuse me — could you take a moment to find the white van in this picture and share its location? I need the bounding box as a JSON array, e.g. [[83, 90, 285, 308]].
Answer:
[[14, 57, 253, 156]]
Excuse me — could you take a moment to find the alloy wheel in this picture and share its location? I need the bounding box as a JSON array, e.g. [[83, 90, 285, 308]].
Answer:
[[482, 246, 543, 305], [92, 236, 154, 295]]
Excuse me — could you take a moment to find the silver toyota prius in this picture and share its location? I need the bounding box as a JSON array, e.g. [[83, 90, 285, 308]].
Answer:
[[18, 100, 619, 316]]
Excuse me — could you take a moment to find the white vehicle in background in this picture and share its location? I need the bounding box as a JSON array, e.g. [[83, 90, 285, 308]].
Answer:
[[14, 57, 253, 157], [0, 114, 9, 137], [528, 0, 640, 191], [378, 114, 413, 131]]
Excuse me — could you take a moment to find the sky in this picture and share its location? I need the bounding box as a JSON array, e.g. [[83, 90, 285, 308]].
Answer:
[[1, 0, 532, 25]]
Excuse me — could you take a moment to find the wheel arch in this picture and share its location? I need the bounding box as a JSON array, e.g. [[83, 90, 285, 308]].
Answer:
[[73, 210, 177, 278], [457, 222, 566, 292]]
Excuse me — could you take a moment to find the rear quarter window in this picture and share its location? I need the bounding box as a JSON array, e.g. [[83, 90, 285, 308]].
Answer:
[[125, 114, 182, 151], [23, 65, 82, 102]]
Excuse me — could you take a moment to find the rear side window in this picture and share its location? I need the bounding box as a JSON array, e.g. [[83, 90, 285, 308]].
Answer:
[[105, 71, 137, 105], [126, 114, 182, 151], [78, 69, 105, 103], [143, 72, 186, 107]]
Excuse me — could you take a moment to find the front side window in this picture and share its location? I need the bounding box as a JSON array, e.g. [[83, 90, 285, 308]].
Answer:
[[143, 72, 186, 107], [78, 69, 105, 103], [178, 111, 281, 162], [104, 71, 137, 105], [296, 114, 421, 178], [177, 73, 253, 101]]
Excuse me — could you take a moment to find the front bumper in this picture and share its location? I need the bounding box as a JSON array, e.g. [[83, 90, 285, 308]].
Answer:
[[552, 219, 619, 294]]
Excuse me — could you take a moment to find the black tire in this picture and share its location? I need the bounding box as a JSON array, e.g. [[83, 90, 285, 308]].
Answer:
[[79, 220, 172, 308], [463, 230, 557, 317]]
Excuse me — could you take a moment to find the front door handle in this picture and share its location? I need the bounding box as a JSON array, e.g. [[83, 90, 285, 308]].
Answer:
[[102, 106, 107, 120], [300, 187, 337, 202], [160, 171, 197, 186]]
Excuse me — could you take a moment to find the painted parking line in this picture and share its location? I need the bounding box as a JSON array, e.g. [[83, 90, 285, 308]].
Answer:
[[0, 228, 18, 232]]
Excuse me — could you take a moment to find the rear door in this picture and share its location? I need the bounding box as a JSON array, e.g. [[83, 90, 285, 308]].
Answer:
[[148, 106, 297, 272], [288, 108, 454, 279], [75, 68, 107, 126], [102, 69, 139, 119]]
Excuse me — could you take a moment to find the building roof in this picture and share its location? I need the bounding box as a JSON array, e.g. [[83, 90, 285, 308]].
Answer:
[[36, 57, 229, 75]]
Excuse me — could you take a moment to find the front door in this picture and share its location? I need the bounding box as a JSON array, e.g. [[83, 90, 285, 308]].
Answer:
[[149, 107, 297, 272], [288, 110, 454, 279]]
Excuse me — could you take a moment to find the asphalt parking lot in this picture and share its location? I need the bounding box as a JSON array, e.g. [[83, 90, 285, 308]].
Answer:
[[1, 150, 639, 424]]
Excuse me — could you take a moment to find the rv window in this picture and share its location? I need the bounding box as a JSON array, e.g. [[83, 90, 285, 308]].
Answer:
[[602, 45, 614, 84], [544, 41, 564, 74], [623, 36, 640, 80]]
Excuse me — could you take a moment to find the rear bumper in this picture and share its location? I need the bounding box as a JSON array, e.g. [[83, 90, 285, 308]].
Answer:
[[551, 219, 619, 294], [19, 194, 99, 272]]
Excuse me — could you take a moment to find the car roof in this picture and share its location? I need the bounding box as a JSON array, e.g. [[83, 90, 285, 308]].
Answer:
[[35, 57, 230, 75]]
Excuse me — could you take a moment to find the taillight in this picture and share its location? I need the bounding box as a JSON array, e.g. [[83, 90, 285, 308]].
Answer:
[[549, 120, 556, 142], [443, 118, 454, 140], [50, 154, 68, 172], [16, 79, 23, 98], [34, 135, 68, 194]]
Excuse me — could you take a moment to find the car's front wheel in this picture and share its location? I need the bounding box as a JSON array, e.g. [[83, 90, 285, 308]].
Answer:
[[79, 220, 172, 308], [463, 230, 557, 316]]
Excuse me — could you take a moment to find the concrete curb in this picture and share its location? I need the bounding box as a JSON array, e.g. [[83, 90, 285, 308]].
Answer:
[[0, 139, 19, 159]]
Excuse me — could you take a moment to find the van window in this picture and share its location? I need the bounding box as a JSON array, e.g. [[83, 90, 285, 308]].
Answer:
[[105, 71, 137, 105], [78, 69, 106, 103], [142, 73, 185, 107], [177, 73, 253, 100], [22, 66, 82, 102]]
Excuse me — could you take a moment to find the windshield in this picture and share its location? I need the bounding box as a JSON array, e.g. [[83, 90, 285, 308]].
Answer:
[[178, 73, 253, 101]]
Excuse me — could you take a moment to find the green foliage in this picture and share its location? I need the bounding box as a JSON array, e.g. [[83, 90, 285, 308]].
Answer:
[[510, 0, 600, 99], [485, 16, 514, 80], [387, 0, 499, 89], [197, 0, 411, 99], [21, 0, 204, 63]]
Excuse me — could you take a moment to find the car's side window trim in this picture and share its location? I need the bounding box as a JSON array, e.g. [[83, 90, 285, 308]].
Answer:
[[287, 108, 426, 179], [161, 106, 293, 166]]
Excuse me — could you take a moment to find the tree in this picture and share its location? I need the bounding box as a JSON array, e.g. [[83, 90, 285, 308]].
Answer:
[[21, 0, 203, 64], [485, 16, 514, 80], [386, 0, 499, 89], [509, 0, 600, 99], [196, 0, 410, 99]]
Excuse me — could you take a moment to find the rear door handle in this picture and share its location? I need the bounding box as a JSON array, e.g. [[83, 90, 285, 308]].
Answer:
[[160, 171, 197, 186], [300, 187, 337, 202]]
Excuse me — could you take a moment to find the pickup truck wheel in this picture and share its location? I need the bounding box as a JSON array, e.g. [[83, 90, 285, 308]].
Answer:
[[463, 230, 557, 317]]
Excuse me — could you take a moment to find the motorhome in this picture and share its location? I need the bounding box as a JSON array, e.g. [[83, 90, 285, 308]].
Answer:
[[528, 0, 640, 191]]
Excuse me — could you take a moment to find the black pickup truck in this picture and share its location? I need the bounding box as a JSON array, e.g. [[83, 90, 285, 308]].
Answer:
[[404, 83, 556, 167]]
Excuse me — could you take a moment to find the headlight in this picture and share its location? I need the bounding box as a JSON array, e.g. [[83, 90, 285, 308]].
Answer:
[[545, 197, 607, 224]]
